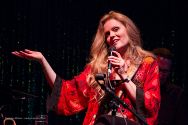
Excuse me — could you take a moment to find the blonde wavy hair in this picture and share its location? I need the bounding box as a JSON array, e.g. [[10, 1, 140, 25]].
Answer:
[[86, 10, 153, 101]]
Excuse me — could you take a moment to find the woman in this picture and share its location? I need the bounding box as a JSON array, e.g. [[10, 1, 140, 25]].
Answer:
[[12, 11, 160, 125]]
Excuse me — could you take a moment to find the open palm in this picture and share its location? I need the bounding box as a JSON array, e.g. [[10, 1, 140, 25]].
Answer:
[[12, 49, 43, 62]]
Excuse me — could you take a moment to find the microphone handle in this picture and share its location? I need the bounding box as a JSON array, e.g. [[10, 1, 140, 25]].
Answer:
[[107, 47, 114, 77]]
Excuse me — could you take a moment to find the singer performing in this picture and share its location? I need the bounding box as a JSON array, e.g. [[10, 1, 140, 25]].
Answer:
[[12, 11, 160, 125]]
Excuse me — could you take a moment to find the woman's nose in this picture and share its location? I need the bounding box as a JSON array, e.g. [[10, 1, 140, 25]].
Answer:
[[109, 31, 116, 37], [109, 32, 116, 41]]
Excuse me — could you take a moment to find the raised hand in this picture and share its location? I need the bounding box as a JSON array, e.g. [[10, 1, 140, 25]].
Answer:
[[11, 49, 44, 63], [12, 49, 56, 86]]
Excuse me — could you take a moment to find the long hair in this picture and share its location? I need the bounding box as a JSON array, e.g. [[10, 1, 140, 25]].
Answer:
[[86, 10, 153, 101]]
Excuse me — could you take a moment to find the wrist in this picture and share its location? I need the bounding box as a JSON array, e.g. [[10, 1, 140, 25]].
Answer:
[[117, 65, 127, 74], [119, 73, 130, 83], [39, 55, 45, 64], [122, 77, 130, 83]]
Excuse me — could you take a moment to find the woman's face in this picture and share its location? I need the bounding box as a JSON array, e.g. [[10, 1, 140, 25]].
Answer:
[[103, 18, 130, 53]]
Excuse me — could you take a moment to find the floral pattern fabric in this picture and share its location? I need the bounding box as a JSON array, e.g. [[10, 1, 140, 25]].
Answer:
[[47, 56, 160, 125]]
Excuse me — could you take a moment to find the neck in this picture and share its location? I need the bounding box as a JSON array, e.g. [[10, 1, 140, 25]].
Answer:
[[117, 46, 128, 57]]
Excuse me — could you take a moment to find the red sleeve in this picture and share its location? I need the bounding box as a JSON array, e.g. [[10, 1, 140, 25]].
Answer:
[[56, 66, 92, 115], [133, 57, 160, 125], [142, 57, 161, 125]]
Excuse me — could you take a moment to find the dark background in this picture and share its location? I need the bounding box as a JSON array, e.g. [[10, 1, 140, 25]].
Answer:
[[0, 0, 187, 124]]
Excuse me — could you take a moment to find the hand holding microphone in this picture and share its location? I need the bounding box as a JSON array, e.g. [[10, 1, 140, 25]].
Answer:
[[108, 47, 129, 76]]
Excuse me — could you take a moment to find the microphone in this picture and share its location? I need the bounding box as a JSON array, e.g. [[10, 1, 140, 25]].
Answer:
[[107, 46, 116, 77]]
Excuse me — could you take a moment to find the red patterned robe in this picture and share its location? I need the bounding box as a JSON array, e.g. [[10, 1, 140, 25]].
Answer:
[[47, 56, 160, 125]]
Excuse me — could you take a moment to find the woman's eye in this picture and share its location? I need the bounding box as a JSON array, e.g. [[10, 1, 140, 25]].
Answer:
[[113, 27, 119, 32]]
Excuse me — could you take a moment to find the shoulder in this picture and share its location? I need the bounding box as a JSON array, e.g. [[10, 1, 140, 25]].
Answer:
[[84, 64, 91, 72], [142, 56, 157, 66], [137, 56, 159, 76]]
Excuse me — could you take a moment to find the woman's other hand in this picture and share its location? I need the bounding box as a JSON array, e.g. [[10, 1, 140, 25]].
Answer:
[[11, 49, 44, 63]]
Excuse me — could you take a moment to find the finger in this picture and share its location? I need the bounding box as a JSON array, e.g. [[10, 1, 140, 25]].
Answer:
[[108, 58, 117, 63], [11, 51, 25, 58], [11, 51, 17, 55], [19, 51, 33, 59], [112, 62, 120, 66], [24, 49, 33, 54], [112, 51, 121, 57], [19, 50, 29, 55], [108, 56, 119, 60], [12, 51, 20, 55], [109, 59, 120, 66]]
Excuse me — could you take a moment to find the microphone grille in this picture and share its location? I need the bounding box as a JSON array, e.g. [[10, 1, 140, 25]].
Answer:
[[108, 46, 116, 53]]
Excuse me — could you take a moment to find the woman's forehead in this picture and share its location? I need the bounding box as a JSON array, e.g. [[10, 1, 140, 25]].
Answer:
[[103, 19, 123, 31]]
